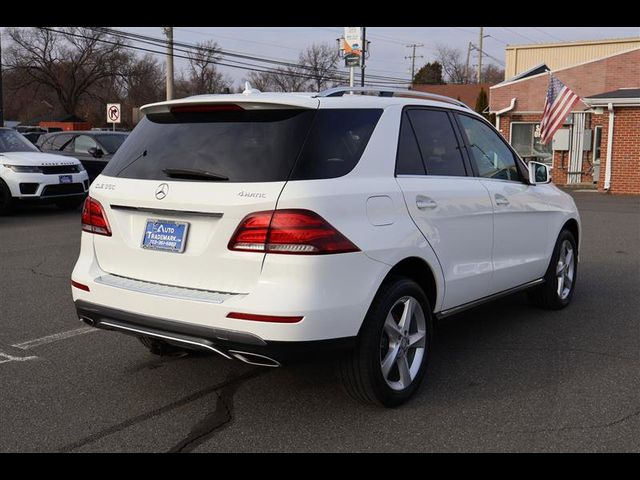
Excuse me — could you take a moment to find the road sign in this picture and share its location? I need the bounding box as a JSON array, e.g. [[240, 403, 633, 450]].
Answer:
[[107, 103, 121, 124]]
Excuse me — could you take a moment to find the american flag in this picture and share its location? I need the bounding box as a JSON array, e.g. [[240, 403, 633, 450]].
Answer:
[[539, 75, 581, 145]]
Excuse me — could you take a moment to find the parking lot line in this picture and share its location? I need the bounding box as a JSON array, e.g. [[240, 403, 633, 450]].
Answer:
[[12, 326, 98, 351], [0, 351, 38, 364]]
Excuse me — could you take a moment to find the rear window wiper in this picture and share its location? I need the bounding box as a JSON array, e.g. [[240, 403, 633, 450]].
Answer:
[[162, 168, 229, 181]]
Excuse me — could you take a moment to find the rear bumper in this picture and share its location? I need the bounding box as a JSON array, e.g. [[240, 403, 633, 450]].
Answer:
[[75, 300, 356, 366], [72, 232, 390, 343]]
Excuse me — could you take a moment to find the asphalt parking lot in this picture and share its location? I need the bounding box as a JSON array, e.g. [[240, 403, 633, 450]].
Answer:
[[0, 191, 638, 452]]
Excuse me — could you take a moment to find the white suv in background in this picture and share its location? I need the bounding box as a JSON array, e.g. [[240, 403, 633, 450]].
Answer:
[[72, 86, 580, 406], [0, 127, 89, 214]]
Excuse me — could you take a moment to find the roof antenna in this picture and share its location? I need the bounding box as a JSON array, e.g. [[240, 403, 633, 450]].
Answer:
[[242, 82, 261, 95]]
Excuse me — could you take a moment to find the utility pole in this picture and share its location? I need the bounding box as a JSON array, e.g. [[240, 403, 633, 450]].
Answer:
[[0, 31, 4, 127], [477, 27, 484, 84], [405, 43, 424, 84], [465, 42, 473, 84], [163, 27, 174, 101], [360, 27, 366, 87]]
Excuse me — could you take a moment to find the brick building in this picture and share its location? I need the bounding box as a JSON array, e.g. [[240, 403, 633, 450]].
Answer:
[[411, 83, 495, 108], [489, 43, 640, 194]]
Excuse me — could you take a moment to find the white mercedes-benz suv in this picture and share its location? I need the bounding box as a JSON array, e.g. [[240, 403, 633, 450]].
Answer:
[[72, 86, 580, 406], [0, 127, 89, 214]]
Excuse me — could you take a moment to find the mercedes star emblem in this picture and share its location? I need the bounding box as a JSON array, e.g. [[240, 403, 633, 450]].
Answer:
[[155, 183, 169, 200]]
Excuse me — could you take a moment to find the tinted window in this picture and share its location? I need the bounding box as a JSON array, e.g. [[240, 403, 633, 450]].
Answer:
[[104, 109, 316, 182], [0, 129, 39, 153], [50, 134, 73, 150], [74, 135, 98, 154], [290, 109, 382, 180], [103, 108, 381, 183], [395, 112, 425, 175], [407, 110, 466, 176], [94, 134, 128, 154], [457, 114, 520, 181]]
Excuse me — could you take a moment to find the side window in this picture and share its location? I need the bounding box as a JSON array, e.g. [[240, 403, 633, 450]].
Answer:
[[406, 110, 467, 176], [395, 111, 426, 175], [50, 134, 73, 151], [74, 135, 98, 154], [457, 114, 520, 181]]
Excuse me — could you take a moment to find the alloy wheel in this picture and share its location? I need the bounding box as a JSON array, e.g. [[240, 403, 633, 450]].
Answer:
[[556, 240, 575, 300], [379, 296, 427, 391]]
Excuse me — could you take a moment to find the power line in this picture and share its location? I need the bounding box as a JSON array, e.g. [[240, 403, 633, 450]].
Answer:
[[95, 27, 412, 84], [37, 27, 411, 88], [501, 27, 540, 44], [532, 27, 565, 42]]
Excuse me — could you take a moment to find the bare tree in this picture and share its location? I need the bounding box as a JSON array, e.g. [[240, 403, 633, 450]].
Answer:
[[298, 43, 339, 92], [244, 66, 309, 93], [182, 40, 232, 95], [434, 44, 468, 84], [482, 64, 505, 84], [4, 27, 129, 115]]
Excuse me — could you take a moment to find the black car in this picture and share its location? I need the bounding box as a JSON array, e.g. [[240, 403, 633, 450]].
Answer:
[[37, 131, 129, 181]]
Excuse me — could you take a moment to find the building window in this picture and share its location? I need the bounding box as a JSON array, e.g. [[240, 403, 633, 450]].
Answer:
[[510, 122, 553, 164]]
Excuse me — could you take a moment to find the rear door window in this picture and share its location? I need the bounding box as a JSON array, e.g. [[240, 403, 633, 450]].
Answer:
[[406, 109, 467, 177]]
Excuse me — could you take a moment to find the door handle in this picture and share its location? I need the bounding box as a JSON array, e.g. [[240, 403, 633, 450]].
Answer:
[[416, 195, 437, 210], [494, 194, 510, 206]]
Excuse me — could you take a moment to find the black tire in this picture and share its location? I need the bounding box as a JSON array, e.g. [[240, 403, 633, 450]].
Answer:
[[0, 179, 15, 216], [338, 276, 433, 407], [527, 229, 578, 310], [54, 196, 85, 210], [138, 336, 187, 356]]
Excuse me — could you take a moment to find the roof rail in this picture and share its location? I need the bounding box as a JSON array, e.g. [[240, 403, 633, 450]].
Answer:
[[315, 86, 472, 110]]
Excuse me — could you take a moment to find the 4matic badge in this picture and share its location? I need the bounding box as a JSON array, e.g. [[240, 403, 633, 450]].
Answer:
[[238, 191, 266, 199]]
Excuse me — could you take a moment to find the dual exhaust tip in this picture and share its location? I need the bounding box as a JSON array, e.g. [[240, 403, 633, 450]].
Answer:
[[80, 316, 281, 368]]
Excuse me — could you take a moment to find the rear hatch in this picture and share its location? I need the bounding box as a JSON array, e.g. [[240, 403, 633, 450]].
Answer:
[[91, 96, 319, 294]]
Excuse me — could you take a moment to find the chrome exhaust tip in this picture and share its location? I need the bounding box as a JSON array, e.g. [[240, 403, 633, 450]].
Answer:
[[229, 350, 281, 368], [80, 316, 95, 326]]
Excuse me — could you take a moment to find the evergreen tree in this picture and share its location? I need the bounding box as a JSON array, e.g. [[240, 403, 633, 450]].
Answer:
[[413, 62, 444, 84], [475, 88, 490, 120]]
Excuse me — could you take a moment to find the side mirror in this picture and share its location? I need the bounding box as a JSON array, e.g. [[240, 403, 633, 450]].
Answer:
[[88, 147, 104, 158], [528, 161, 551, 185]]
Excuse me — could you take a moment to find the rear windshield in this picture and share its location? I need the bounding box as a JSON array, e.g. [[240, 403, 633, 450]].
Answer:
[[102, 108, 382, 182]]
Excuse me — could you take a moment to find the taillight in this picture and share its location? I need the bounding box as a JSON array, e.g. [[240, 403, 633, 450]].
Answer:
[[81, 196, 112, 236], [170, 104, 243, 113], [228, 209, 359, 255]]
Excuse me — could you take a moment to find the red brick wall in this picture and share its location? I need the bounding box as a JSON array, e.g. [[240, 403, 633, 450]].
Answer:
[[499, 113, 595, 186], [490, 49, 640, 112], [599, 107, 640, 194]]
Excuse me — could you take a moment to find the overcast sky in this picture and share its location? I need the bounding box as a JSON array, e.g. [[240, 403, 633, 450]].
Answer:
[[91, 26, 640, 87]]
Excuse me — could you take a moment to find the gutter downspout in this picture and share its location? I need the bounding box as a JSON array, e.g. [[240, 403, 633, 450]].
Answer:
[[494, 97, 516, 135], [604, 102, 614, 190]]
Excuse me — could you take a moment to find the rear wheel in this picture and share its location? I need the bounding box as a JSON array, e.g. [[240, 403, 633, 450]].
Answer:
[[338, 276, 433, 407], [54, 196, 85, 210], [0, 179, 15, 216], [528, 229, 578, 310]]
